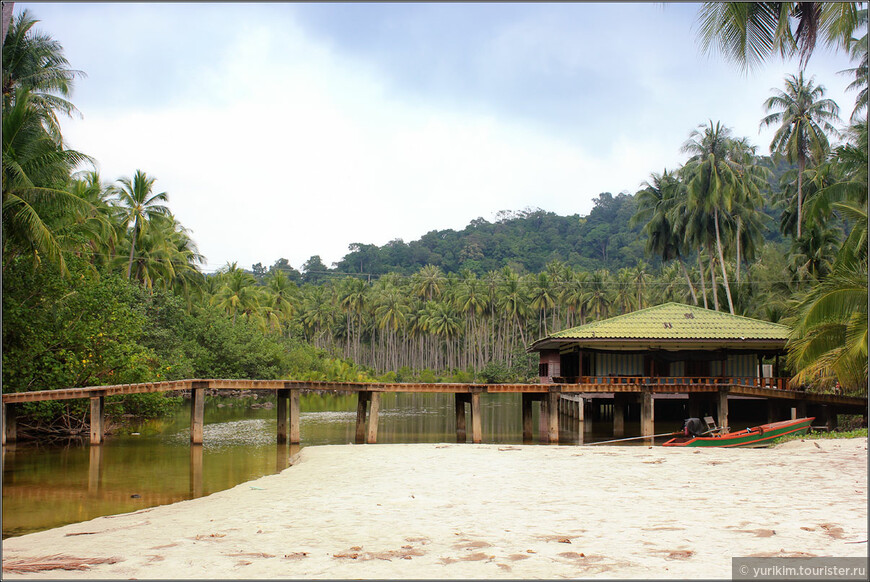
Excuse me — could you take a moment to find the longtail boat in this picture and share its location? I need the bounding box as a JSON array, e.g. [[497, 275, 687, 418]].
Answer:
[[661, 417, 815, 448]]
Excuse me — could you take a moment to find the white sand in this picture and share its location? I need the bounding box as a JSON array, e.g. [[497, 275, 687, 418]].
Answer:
[[2, 438, 867, 579]]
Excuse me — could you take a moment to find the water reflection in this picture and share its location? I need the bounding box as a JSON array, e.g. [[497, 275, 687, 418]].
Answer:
[[3, 392, 637, 539]]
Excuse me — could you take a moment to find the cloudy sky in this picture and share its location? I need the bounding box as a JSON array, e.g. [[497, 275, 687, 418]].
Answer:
[[21, 2, 860, 273]]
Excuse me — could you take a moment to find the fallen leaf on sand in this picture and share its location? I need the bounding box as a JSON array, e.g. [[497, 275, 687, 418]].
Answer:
[[2, 555, 123, 574]]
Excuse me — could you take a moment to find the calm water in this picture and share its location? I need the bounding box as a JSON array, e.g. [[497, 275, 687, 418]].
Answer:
[[2, 392, 643, 539]]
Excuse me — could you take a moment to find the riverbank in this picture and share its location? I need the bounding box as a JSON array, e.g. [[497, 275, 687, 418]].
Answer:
[[3, 438, 867, 579]]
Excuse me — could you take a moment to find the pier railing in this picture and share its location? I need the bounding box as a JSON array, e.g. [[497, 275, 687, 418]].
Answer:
[[551, 376, 791, 391], [3, 377, 865, 447]]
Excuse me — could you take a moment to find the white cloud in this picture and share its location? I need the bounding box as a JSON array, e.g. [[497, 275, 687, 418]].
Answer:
[[46, 2, 860, 275]]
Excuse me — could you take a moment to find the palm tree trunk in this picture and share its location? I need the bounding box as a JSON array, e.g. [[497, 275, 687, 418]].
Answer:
[[709, 251, 719, 311], [678, 256, 698, 305], [797, 155, 805, 239], [697, 254, 708, 309], [714, 210, 735, 314]]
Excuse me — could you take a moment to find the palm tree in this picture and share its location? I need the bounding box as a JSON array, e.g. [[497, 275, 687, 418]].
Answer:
[[411, 264, 444, 301], [583, 270, 611, 321], [631, 169, 698, 304], [528, 272, 557, 336], [2, 90, 91, 273], [2, 9, 84, 140], [840, 8, 867, 122], [112, 170, 170, 279], [787, 259, 867, 394], [211, 262, 262, 325], [680, 121, 739, 313], [696, 2, 862, 72], [761, 72, 840, 238]]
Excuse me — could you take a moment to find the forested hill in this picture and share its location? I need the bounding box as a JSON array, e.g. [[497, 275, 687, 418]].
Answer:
[[260, 187, 783, 282], [293, 192, 643, 280]]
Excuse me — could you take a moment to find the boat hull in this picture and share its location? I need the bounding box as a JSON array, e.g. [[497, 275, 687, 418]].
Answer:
[[661, 417, 815, 448]]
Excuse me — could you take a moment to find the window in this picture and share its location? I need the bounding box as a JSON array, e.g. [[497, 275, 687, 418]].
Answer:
[[539, 363, 549, 377]]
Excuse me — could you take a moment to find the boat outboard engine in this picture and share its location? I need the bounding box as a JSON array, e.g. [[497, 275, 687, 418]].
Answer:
[[682, 417, 706, 437]]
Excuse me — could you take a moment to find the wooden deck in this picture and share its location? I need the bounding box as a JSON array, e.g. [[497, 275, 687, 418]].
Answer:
[[2, 378, 866, 446]]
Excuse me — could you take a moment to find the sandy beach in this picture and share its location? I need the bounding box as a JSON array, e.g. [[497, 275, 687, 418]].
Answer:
[[2, 438, 867, 579]]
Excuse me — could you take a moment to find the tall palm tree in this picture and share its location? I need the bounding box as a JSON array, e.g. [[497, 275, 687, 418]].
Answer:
[[112, 170, 170, 279], [631, 169, 698, 304], [696, 2, 861, 72], [211, 262, 263, 325], [2, 9, 84, 140], [2, 90, 91, 273], [680, 121, 742, 313], [761, 72, 840, 238]]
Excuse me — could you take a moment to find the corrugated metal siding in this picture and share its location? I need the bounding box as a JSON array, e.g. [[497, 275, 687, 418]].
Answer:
[[726, 354, 756, 378], [711, 360, 723, 376], [594, 353, 644, 376]]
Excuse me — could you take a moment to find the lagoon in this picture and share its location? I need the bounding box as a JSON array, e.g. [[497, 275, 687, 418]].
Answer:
[[2, 392, 638, 538]]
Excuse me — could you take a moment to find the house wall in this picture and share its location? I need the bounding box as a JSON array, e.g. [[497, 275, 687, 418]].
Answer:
[[711, 354, 756, 377], [593, 353, 644, 376], [539, 350, 561, 383]]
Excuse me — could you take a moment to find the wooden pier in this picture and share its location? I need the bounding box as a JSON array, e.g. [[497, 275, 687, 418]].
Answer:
[[2, 378, 866, 446]]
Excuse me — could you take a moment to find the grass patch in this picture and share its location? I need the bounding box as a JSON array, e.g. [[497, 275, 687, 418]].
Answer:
[[770, 427, 868, 446]]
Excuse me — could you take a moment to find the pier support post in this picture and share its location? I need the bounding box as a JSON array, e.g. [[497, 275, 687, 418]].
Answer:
[[613, 393, 626, 437], [366, 392, 380, 444], [539, 396, 549, 442], [190, 381, 207, 444], [355, 391, 370, 444], [455, 393, 468, 443], [717, 388, 729, 431], [277, 388, 289, 444], [521, 394, 533, 443], [89, 395, 105, 445], [640, 389, 654, 441], [547, 388, 560, 444], [190, 444, 203, 498], [823, 406, 838, 431], [470, 391, 483, 444], [88, 444, 103, 494], [2, 402, 17, 446], [289, 389, 301, 444]]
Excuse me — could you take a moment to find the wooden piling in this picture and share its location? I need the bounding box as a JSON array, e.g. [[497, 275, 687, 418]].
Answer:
[[470, 392, 483, 444], [366, 392, 380, 444], [612, 393, 626, 437], [88, 444, 103, 494], [355, 391, 370, 444], [190, 381, 207, 444], [2, 402, 17, 446], [547, 390, 560, 443], [521, 394, 533, 442], [89, 395, 105, 445], [539, 397, 549, 443], [289, 389, 301, 444], [277, 388, 289, 444], [190, 444, 204, 498], [640, 389, 654, 440], [717, 388, 729, 431], [455, 393, 468, 443], [824, 406, 839, 431]]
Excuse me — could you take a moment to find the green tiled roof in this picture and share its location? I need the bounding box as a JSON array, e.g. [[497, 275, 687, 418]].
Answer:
[[530, 303, 789, 351]]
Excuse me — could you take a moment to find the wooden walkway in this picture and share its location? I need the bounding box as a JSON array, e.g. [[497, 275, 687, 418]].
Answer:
[[2, 378, 866, 446]]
